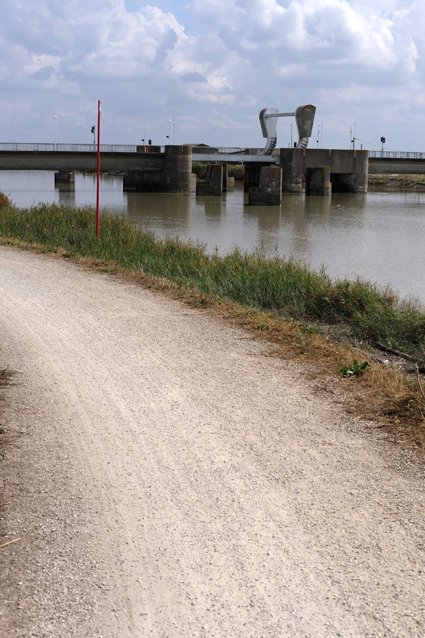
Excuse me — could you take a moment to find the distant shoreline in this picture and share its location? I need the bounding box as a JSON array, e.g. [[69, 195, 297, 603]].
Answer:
[[368, 173, 425, 191]]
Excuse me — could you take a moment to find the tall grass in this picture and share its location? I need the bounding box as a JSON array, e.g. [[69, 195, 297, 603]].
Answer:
[[1, 202, 424, 361]]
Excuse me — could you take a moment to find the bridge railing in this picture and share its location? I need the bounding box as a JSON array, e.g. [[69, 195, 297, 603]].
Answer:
[[1, 143, 424, 159], [0, 142, 138, 153], [0, 142, 254, 155], [369, 150, 425, 160]]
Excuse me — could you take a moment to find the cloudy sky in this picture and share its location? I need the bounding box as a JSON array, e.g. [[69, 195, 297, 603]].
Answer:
[[0, 0, 424, 152]]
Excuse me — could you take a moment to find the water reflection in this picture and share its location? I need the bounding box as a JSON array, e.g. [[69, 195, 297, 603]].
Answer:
[[127, 192, 192, 234], [0, 170, 424, 304], [55, 181, 76, 208], [196, 196, 224, 221], [243, 200, 282, 255]]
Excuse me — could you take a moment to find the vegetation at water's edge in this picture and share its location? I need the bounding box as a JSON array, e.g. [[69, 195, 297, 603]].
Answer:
[[0, 201, 424, 364], [0, 192, 12, 208]]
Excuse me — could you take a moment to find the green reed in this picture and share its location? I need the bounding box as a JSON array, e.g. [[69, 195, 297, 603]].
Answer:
[[1, 203, 424, 361]]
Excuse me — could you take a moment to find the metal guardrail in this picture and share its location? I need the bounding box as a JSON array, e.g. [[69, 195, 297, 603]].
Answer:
[[369, 150, 425, 160], [1, 143, 425, 160], [0, 143, 261, 155], [0, 142, 138, 153]]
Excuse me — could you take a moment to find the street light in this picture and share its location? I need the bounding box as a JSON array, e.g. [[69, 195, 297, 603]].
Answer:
[[349, 127, 354, 151], [167, 116, 176, 144], [53, 114, 58, 150]]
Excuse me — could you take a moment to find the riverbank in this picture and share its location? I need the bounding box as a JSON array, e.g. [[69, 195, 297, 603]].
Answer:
[[368, 173, 425, 190], [0, 202, 424, 443]]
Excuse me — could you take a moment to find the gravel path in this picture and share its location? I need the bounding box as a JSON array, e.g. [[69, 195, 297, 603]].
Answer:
[[0, 245, 424, 637]]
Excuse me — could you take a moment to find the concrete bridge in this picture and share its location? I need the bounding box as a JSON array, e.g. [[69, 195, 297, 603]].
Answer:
[[0, 143, 424, 204], [368, 151, 425, 174]]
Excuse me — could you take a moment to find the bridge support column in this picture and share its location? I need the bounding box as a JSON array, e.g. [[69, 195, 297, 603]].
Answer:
[[279, 149, 304, 193], [222, 165, 228, 190], [54, 171, 75, 186], [248, 166, 282, 205], [305, 166, 331, 196], [161, 145, 193, 193], [196, 165, 223, 195], [244, 163, 262, 192]]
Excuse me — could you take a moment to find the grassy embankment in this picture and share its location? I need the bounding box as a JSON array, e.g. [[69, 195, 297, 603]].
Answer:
[[0, 199, 424, 443]]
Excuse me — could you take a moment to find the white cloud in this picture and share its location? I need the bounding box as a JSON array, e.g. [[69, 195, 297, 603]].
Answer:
[[0, 0, 424, 150]]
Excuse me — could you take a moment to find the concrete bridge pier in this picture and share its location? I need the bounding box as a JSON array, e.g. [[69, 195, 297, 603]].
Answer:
[[123, 145, 194, 193], [305, 166, 331, 196], [248, 166, 282, 205], [54, 171, 75, 186], [161, 145, 193, 193], [244, 163, 263, 193], [196, 165, 224, 195], [279, 149, 305, 193]]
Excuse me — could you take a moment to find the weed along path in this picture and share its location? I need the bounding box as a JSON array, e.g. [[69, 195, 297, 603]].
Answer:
[[0, 245, 424, 638]]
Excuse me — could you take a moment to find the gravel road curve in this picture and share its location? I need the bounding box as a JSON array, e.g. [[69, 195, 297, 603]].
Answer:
[[0, 245, 424, 637]]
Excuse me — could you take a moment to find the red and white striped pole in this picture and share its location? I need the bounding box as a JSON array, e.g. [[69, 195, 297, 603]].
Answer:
[[95, 99, 101, 238]]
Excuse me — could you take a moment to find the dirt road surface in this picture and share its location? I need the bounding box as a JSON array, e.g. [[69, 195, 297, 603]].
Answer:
[[0, 245, 424, 637]]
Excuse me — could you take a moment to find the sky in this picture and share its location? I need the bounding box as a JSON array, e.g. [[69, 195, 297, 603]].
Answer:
[[1, 0, 424, 152]]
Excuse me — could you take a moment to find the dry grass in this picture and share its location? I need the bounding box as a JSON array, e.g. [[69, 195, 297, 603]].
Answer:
[[0, 192, 12, 208], [368, 174, 425, 191]]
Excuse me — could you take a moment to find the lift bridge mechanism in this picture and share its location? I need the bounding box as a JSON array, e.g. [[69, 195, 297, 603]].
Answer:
[[259, 104, 316, 154]]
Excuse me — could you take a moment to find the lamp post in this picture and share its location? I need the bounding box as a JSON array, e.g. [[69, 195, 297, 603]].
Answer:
[[53, 114, 58, 150], [168, 116, 176, 144], [350, 126, 354, 151]]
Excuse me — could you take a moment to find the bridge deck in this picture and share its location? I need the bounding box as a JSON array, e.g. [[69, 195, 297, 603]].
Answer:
[[0, 144, 425, 174]]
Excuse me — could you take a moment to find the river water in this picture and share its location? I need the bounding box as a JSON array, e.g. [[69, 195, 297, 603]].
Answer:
[[1, 170, 424, 306]]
